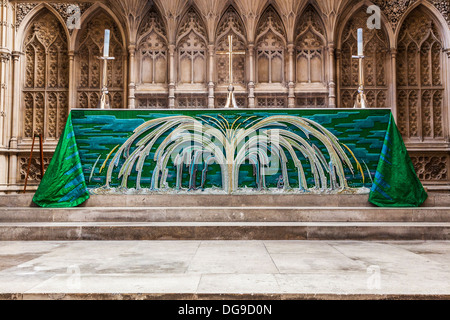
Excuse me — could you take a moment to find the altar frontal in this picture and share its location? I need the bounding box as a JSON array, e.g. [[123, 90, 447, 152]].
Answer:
[[33, 109, 427, 208]]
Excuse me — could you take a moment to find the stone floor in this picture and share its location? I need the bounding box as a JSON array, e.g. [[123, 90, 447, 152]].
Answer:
[[0, 240, 449, 299]]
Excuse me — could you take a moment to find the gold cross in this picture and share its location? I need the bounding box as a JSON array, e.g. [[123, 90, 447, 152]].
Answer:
[[217, 35, 245, 108], [217, 35, 245, 85]]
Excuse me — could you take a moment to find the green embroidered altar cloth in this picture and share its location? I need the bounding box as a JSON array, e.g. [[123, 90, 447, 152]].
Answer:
[[33, 109, 427, 208]]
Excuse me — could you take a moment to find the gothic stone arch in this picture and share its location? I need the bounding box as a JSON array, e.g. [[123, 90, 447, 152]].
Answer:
[[75, 9, 127, 109]]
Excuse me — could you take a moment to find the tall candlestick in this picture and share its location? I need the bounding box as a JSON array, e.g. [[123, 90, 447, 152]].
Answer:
[[353, 28, 368, 108], [103, 29, 110, 57], [357, 28, 364, 56], [97, 29, 115, 109]]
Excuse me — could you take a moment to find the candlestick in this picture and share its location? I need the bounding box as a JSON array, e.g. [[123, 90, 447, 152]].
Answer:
[[103, 29, 110, 57], [97, 29, 115, 109], [353, 28, 367, 108], [357, 28, 363, 56]]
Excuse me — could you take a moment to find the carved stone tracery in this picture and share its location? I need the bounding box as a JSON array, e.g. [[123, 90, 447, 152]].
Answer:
[[137, 7, 168, 85], [176, 7, 207, 85], [397, 6, 444, 140], [23, 10, 69, 140], [215, 6, 246, 86], [295, 5, 326, 84], [7, 0, 450, 190], [76, 11, 125, 108], [255, 6, 286, 84], [339, 7, 389, 108]]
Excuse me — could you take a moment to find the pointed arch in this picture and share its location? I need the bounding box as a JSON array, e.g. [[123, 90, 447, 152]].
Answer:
[[337, 4, 390, 108], [21, 8, 69, 141], [71, 2, 127, 51], [74, 7, 127, 109], [216, 5, 247, 46], [396, 4, 446, 141], [176, 6, 208, 86], [136, 5, 168, 85], [16, 3, 70, 52], [255, 5, 287, 84], [295, 4, 327, 84], [255, 5, 287, 47], [394, 0, 450, 49], [215, 5, 247, 86]]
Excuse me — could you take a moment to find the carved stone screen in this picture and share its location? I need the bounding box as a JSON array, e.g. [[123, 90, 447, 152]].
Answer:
[[76, 11, 125, 109], [137, 9, 168, 85], [396, 6, 445, 142], [339, 7, 389, 108], [215, 6, 246, 86], [295, 5, 326, 85], [23, 9, 69, 140]]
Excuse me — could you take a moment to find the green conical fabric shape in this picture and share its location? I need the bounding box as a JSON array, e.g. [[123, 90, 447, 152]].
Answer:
[[33, 113, 90, 208], [369, 114, 427, 207]]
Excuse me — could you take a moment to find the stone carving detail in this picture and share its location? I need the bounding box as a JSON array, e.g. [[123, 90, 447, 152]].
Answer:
[[397, 6, 444, 140], [137, 7, 168, 84], [176, 95, 207, 108], [429, 0, 450, 26], [15, 3, 38, 29], [411, 154, 448, 181], [340, 8, 389, 108], [295, 5, 326, 84], [137, 96, 168, 109], [256, 95, 287, 108], [297, 95, 327, 108], [19, 156, 50, 182], [216, 94, 247, 108], [255, 6, 286, 84], [49, 2, 93, 34], [215, 6, 246, 85], [15, 2, 93, 31], [76, 11, 125, 108], [23, 10, 69, 139], [372, 0, 450, 29], [371, 0, 418, 29], [176, 7, 207, 84]]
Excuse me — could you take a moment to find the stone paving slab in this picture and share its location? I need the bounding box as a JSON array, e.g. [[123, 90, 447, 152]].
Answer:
[[0, 240, 449, 299]]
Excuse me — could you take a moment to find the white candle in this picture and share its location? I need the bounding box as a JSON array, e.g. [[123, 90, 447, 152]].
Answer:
[[103, 29, 110, 57], [357, 28, 364, 56]]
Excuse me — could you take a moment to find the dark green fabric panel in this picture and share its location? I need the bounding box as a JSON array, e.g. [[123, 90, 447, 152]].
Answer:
[[33, 113, 90, 208], [369, 114, 428, 207]]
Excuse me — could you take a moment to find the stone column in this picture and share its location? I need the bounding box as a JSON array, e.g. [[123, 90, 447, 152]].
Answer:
[[0, 51, 9, 188], [207, 44, 215, 109], [168, 44, 176, 108], [8, 51, 21, 186], [335, 49, 341, 108], [445, 48, 450, 140], [68, 51, 75, 110], [0, 0, 9, 147], [390, 48, 397, 120], [128, 44, 136, 109], [0, 0, 11, 189], [328, 43, 336, 108], [287, 43, 295, 108], [0, 52, 9, 147], [247, 43, 255, 108]]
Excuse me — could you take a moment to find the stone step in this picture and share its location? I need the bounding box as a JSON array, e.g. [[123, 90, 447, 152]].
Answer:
[[0, 221, 449, 241], [1, 193, 450, 207], [1, 207, 449, 223], [5, 293, 450, 300]]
